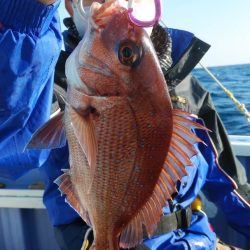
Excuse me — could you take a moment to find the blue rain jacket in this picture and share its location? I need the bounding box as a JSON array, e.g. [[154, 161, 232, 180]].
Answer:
[[0, 0, 249, 248], [0, 0, 61, 178], [143, 122, 250, 249]]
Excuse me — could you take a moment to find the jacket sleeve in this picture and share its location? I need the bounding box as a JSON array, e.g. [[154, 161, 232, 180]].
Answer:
[[172, 75, 250, 237], [0, 0, 62, 178], [197, 79, 250, 202], [196, 127, 250, 238], [189, 76, 250, 237]]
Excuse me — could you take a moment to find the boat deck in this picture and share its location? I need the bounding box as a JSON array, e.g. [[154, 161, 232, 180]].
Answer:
[[0, 136, 249, 250]]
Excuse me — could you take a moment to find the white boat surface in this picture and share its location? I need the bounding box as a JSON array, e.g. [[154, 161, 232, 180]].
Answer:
[[0, 135, 249, 249]]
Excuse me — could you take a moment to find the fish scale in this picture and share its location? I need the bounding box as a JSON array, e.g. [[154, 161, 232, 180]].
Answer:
[[62, 2, 188, 247], [120, 95, 172, 218], [67, 98, 138, 229], [94, 100, 137, 219]]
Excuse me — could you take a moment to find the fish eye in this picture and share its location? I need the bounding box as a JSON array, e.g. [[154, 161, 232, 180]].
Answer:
[[121, 46, 133, 59], [118, 41, 143, 67]]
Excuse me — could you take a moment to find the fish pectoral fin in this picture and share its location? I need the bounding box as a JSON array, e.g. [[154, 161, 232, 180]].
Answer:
[[26, 111, 66, 149], [55, 170, 92, 227], [69, 106, 98, 187], [120, 109, 207, 249]]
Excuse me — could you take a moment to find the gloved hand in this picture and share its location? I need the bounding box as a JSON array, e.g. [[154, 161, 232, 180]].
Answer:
[[54, 218, 93, 250]]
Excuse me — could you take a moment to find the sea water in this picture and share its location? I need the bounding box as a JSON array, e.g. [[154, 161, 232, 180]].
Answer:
[[192, 63, 250, 136]]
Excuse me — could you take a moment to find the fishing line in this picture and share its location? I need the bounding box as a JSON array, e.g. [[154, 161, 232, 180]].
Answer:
[[72, 0, 86, 19], [160, 19, 250, 124], [199, 62, 250, 124], [82, 227, 93, 250]]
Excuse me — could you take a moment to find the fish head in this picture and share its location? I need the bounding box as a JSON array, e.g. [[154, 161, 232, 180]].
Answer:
[[66, 0, 170, 107]]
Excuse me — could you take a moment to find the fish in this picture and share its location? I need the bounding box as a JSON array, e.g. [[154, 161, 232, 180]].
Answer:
[[28, 0, 206, 249]]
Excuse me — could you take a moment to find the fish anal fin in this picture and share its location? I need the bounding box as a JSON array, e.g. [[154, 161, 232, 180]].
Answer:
[[69, 106, 98, 189], [26, 111, 66, 149], [54, 170, 92, 226]]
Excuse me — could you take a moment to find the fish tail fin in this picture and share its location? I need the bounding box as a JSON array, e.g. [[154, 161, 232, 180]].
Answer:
[[88, 232, 119, 250]]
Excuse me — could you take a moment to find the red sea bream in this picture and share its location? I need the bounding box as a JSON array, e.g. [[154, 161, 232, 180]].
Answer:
[[28, 1, 206, 249]]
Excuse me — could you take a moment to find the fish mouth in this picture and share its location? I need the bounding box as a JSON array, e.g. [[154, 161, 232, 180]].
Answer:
[[91, 0, 122, 30]]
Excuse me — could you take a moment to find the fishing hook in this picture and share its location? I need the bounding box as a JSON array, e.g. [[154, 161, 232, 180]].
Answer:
[[72, 0, 162, 27], [127, 0, 162, 27]]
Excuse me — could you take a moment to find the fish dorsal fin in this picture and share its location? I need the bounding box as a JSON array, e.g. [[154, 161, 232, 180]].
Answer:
[[119, 109, 206, 249], [26, 111, 66, 149], [68, 106, 98, 189], [54, 170, 92, 226]]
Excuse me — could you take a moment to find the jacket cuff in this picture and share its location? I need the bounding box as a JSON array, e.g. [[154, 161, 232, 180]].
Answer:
[[0, 0, 60, 35]]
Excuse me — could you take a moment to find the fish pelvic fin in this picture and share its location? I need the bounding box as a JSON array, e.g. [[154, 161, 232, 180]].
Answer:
[[55, 170, 92, 227], [54, 84, 67, 111], [119, 109, 207, 249], [26, 111, 66, 149], [68, 106, 98, 192]]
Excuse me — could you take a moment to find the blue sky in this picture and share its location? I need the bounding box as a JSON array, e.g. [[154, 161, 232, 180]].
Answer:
[[162, 0, 250, 66], [59, 1, 250, 67]]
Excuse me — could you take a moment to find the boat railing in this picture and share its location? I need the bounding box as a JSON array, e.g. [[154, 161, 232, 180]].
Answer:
[[228, 135, 250, 156], [0, 135, 249, 209], [0, 189, 44, 209]]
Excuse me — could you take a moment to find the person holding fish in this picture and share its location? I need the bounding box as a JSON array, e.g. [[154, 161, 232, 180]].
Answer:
[[0, 0, 249, 250]]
